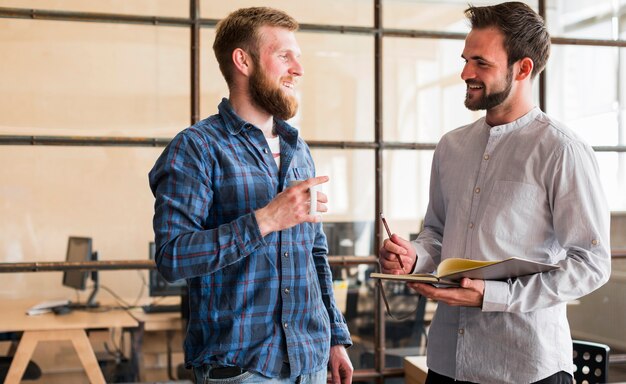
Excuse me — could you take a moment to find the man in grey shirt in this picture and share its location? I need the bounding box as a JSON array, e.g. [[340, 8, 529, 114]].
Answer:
[[379, 2, 611, 384]]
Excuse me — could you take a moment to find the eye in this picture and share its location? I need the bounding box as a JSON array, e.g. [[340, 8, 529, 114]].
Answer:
[[279, 54, 288, 62]]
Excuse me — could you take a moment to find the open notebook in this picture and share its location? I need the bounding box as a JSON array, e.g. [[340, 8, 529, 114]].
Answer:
[[370, 257, 559, 286]]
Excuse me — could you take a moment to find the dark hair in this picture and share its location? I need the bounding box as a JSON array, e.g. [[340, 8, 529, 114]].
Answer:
[[465, 2, 550, 79], [213, 7, 298, 86]]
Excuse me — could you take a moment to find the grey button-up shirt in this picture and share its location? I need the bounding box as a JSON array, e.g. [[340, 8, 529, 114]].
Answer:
[[413, 107, 611, 384]]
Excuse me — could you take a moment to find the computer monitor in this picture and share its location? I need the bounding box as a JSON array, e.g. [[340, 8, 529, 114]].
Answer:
[[148, 242, 186, 297], [62, 236, 99, 308]]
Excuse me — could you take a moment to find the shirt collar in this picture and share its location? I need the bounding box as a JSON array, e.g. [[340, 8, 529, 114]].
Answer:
[[486, 106, 541, 136], [218, 98, 249, 135]]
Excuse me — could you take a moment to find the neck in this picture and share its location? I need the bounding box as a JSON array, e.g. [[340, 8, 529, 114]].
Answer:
[[229, 90, 275, 137], [485, 85, 534, 127]]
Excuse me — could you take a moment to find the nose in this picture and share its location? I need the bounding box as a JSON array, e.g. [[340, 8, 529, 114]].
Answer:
[[289, 57, 303, 77], [461, 62, 473, 81]]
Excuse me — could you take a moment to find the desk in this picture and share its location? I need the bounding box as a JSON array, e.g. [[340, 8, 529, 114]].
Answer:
[[132, 310, 183, 333], [1, 300, 138, 384], [404, 355, 428, 384]]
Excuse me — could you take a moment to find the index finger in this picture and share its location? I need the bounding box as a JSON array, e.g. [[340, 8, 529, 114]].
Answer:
[[301, 175, 329, 189], [383, 238, 407, 256]]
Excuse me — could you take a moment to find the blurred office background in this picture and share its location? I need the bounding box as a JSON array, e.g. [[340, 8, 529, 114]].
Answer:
[[1, 0, 625, 382]]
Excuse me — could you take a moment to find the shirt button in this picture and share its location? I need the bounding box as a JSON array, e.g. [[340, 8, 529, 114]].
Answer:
[[469, 222, 474, 229], [284, 288, 290, 294], [592, 239, 599, 245], [284, 322, 289, 328], [263, 148, 269, 154], [474, 187, 481, 194], [284, 252, 289, 258], [458, 328, 464, 335], [484, 154, 490, 160]]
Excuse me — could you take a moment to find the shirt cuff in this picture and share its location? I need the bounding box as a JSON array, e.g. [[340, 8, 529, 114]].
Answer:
[[233, 212, 266, 257], [482, 280, 509, 312], [330, 322, 353, 348], [410, 243, 438, 274]]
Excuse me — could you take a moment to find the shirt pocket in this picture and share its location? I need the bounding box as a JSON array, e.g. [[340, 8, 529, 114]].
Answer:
[[481, 180, 546, 244], [287, 167, 313, 184]]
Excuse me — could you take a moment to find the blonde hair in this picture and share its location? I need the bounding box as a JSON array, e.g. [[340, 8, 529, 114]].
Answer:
[[213, 7, 298, 86]]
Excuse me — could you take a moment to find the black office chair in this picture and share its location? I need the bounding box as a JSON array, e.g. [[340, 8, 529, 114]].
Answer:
[[0, 332, 42, 382], [572, 340, 610, 384]]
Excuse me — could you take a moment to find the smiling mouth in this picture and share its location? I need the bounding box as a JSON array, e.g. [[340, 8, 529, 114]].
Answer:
[[467, 83, 484, 91]]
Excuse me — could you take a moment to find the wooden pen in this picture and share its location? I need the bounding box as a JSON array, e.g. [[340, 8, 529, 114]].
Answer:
[[380, 213, 406, 272]]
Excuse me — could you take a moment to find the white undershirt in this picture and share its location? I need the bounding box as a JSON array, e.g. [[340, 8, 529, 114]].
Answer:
[[266, 136, 280, 169]]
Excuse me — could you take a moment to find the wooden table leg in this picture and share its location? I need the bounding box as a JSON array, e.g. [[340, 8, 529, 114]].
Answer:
[[4, 331, 38, 384], [69, 330, 106, 384], [5, 329, 106, 384]]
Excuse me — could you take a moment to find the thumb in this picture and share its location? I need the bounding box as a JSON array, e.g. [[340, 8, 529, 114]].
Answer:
[[460, 277, 472, 288]]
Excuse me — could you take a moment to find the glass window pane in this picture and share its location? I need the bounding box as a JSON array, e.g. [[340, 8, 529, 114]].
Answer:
[[546, 0, 618, 39], [0, 0, 188, 17], [0, 146, 161, 300], [335, 260, 435, 370], [380, 283, 433, 367], [597, 152, 626, 211], [200, 0, 373, 27], [612, 212, 626, 249], [200, 28, 228, 119], [619, 48, 626, 147], [312, 149, 375, 256], [329, 264, 382, 370], [298, 33, 374, 142], [546, 45, 618, 146], [0, 19, 190, 137], [383, 0, 537, 32], [567, 258, 626, 354], [382, 150, 433, 238], [384, 37, 480, 143], [201, 30, 374, 142]]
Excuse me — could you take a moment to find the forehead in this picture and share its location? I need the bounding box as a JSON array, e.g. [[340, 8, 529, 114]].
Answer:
[[462, 26, 507, 62], [256, 25, 300, 55]]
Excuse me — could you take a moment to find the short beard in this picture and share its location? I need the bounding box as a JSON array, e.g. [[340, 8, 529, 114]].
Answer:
[[249, 62, 298, 121], [465, 65, 514, 111]]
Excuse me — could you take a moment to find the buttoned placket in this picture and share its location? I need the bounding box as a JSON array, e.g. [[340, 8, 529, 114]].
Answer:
[[276, 130, 298, 372], [456, 126, 502, 370], [463, 126, 503, 260]]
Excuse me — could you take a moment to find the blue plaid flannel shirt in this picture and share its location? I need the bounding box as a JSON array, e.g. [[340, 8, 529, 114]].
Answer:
[[149, 98, 352, 378]]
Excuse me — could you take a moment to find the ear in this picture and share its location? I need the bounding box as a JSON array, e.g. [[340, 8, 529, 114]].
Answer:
[[232, 48, 252, 77], [515, 57, 534, 81]]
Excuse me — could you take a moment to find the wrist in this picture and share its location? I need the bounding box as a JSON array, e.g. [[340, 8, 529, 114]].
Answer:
[[255, 207, 274, 236]]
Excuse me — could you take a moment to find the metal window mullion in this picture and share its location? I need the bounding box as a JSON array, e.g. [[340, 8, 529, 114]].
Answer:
[[190, 0, 200, 125], [373, 0, 385, 380]]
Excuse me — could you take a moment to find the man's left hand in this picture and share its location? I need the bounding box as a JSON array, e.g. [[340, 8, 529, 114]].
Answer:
[[328, 345, 353, 384], [408, 278, 485, 307]]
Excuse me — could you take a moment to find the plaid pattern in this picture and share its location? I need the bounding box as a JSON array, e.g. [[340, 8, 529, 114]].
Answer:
[[149, 98, 351, 378]]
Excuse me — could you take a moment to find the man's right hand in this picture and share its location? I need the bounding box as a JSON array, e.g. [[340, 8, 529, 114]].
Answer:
[[379, 234, 417, 274], [255, 176, 329, 236]]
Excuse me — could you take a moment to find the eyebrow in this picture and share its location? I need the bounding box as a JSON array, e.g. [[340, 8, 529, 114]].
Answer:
[[461, 54, 495, 65], [278, 48, 302, 58]]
